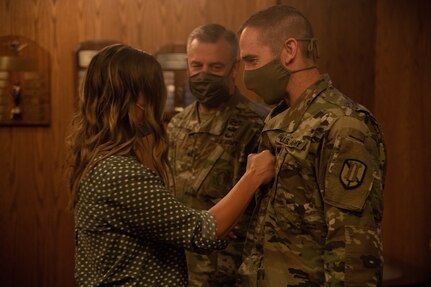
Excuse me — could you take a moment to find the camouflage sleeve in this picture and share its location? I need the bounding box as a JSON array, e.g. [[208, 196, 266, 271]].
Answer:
[[319, 116, 385, 286], [166, 112, 180, 137], [166, 113, 182, 191]]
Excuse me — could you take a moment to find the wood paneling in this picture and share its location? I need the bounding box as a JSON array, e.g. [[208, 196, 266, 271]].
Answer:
[[375, 0, 431, 284], [0, 1, 275, 286]]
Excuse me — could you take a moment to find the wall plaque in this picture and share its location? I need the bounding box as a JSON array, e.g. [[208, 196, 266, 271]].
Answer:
[[0, 35, 51, 126]]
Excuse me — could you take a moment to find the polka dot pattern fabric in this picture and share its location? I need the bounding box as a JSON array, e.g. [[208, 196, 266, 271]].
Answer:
[[74, 155, 227, 286]]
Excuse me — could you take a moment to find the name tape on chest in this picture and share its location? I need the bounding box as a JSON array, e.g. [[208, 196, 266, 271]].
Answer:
[[276, 134, 306, 151]]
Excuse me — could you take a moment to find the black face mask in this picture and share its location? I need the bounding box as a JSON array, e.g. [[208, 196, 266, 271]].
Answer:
[[189, 72, 230, 108]]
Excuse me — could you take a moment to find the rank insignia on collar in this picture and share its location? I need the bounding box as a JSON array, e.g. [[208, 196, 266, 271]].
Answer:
[[340, 159, 367, 189]]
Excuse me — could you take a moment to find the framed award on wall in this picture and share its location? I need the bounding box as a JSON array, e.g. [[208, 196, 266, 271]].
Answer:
[[0, 35, 51, 126]]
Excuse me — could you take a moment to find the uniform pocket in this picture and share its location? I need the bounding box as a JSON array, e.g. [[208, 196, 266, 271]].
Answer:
[[191, 144, 225, 193]]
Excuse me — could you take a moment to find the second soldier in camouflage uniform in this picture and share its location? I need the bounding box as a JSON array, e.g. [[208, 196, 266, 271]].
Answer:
[[168, 24, 268, 286], [236, 5, 387, 287]]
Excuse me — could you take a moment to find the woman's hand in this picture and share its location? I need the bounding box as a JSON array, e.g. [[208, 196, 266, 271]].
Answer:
[[245, 150, 275, 186]]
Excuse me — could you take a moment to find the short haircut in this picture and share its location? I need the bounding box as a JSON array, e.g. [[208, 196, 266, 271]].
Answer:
[[187, 24, 238, 60], [240, 5, 316, 60]]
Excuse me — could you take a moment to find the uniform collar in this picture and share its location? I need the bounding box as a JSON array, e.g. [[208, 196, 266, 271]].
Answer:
[[181, 90, 240, 135], [263, 74, 332, 133]]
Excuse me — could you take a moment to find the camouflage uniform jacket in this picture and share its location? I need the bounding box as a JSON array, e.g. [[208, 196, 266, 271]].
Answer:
[[237, 75, 387, 287], [168, 91, 267, 286]]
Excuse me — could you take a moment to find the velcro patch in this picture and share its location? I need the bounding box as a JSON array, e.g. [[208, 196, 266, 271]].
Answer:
[[340, 159, 367, 189], [325, 136, 374, 211]]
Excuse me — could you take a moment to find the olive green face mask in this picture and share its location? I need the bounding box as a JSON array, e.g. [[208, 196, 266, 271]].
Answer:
[[243, 58, 289, 105], [243, 58, 316, 105]]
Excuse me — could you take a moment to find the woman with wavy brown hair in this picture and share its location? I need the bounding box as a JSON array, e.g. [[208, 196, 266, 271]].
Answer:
[[65, 44, 274, 287]]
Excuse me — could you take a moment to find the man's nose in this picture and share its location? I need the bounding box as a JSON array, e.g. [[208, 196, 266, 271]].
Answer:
[[201, 65, 210, 73]]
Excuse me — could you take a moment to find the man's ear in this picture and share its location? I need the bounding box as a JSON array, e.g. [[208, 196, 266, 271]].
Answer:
[[280, 38, 298, 67]]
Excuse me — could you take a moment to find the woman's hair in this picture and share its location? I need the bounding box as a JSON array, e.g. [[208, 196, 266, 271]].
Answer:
[[66, 44, 170, 207]]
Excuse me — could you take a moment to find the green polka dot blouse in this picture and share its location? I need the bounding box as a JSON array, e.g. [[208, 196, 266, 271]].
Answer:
[[74, 155, 227, 286]]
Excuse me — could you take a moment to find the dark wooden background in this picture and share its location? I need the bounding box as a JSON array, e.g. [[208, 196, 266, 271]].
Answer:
[[0, 0, 430, 286]]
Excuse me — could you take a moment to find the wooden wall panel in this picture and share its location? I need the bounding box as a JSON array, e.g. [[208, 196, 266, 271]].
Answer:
[[375, 0, 431, 284], [0, 1, 275, 286]]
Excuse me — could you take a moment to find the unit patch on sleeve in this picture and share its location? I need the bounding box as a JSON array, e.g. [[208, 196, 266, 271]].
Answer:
[[324, 136, 374, 212], [339, 159, 367, 189]]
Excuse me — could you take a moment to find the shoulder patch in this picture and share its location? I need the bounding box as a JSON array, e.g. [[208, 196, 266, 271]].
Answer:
[[324, 136, 374, 211], [340, 159, 367, 189]]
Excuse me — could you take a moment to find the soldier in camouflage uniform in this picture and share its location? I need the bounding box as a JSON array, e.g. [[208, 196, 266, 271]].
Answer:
[[236, 5, 387, 286], [167, 24, 268, 287]]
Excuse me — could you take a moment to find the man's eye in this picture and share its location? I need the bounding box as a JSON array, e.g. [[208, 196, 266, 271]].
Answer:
[[244, 60, 258, 68], [244, 58, 258, 65]]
